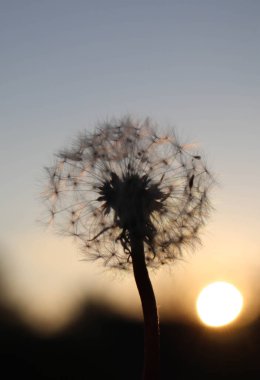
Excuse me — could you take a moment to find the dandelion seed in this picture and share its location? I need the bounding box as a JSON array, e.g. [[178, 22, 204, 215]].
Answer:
[[44, 117, 211, 269]]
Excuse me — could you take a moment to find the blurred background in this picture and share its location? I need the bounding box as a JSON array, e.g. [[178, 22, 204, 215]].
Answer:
[[1, 0, 260, 378]]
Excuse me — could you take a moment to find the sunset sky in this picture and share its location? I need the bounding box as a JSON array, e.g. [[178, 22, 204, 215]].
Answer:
[[1, 0, 260, 333]]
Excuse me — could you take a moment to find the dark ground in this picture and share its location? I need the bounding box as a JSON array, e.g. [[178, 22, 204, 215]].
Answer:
[[1, 301, 260, 380]]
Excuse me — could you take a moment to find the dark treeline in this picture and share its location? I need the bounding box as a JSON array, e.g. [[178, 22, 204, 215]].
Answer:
[[1, 301, 260, 379]]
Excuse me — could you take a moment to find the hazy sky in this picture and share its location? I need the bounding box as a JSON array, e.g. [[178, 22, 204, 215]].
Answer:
[[1, 0, 260, 332]]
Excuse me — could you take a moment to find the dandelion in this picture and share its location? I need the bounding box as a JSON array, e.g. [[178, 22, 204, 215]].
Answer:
[[42, 116, 213, 379]]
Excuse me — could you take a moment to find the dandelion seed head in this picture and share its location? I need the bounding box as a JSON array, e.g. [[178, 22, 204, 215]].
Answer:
[[43, 116, 213, 270]]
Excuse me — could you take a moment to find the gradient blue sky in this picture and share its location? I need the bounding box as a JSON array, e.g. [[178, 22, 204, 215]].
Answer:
[[1, 0, 260, 331]]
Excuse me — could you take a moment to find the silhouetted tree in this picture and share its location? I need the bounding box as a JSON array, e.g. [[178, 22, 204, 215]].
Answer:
[[42, 116, 213, 379]]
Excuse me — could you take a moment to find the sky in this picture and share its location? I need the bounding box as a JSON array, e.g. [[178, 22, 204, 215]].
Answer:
[[1, 0, 260, 333]]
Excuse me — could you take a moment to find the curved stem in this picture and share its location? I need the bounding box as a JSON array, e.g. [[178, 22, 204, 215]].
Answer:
[[130, 236, 160, 380]]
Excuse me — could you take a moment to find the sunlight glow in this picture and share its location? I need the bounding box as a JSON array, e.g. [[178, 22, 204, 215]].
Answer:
[[196, 282, 243, 327]]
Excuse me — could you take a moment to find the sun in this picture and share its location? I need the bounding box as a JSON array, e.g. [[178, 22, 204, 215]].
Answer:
[[196, 281, 243, 327]]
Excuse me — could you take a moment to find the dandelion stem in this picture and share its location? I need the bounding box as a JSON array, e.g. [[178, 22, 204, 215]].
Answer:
[[130, 235, 160, 380]]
